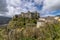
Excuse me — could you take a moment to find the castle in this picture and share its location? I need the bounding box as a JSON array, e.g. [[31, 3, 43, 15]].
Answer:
[[13, 11, 60, 28], [19, 11, 40, 19]]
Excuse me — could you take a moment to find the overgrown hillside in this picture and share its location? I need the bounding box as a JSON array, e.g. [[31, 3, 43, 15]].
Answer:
[[7, 16, 60, 40], [0, 12, 60, 40]]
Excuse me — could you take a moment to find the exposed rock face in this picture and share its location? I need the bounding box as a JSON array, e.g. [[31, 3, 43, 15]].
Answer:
[[17, 11, 40, 19]]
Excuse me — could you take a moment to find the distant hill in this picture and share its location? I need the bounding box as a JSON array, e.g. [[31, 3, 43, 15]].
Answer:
[[56, 15, 60, 17], [0, 16, 11, 25]]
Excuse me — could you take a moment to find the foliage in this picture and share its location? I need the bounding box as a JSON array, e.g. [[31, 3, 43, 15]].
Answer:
[[1, 12, 60, 40], [8, 15, 37, 29]]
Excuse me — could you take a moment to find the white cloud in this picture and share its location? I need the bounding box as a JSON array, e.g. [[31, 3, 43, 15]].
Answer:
[[42, 0, 60, 12], [6, 0, 60, 17], [0, 0, 8, 13], [34, 0, 43, 4], [39, 0, 60, 17], [6, 0, 43, 17]]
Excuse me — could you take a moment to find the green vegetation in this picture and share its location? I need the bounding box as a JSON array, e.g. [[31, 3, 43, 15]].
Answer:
[[0, 12, 60, 40], [8, 15, 37, 29], [7, 16, 60, 40]]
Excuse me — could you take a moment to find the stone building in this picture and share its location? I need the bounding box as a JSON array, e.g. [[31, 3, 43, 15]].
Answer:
[[36, 16, 56, 28], [37, 20, 45, 28], [20, 11, 40, 19], [54, 16, 60, 22], [45, 16, 55, 23], [37, 18, 46, 28]]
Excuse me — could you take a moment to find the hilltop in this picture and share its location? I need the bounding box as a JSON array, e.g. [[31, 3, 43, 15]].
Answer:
[[0, 11, 60, 40]]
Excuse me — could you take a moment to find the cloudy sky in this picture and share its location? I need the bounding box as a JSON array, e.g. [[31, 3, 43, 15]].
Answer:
[[0, 0, 60, 17]]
